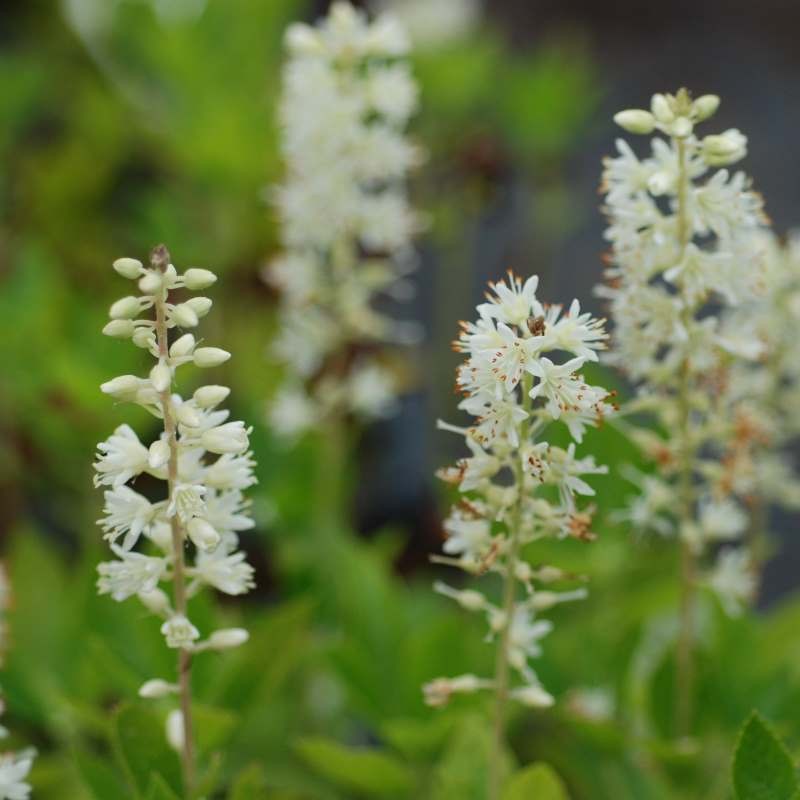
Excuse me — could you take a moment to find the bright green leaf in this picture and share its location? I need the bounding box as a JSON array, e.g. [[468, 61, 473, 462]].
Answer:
[[502, 763, 570, 800], [733, 712, 798, 800], [295, 736, 414, 797], [228, 763, 268, 800], [145, 773, 181, 800]]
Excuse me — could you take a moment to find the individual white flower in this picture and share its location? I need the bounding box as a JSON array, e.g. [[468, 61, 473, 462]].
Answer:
[[97, 547, 168, 601], [98, 486, 155, 550], [698, 498, 748, 542], [268, 385, 317, 439], [478, 273, 541, 328], [709, 548, 756, 616], [166, 483, 207, 523], [203, 452, 257, 491], [201, 421, 251, 455], [0, 752, 33, 800], [507, 607, 553, 678], [192, 549, 255, 596], [93, 424, 150, 487], [161, 615, 200, 649], [527, 357, 588, 419]]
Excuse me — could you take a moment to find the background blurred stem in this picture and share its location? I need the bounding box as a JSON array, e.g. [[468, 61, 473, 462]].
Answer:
[[152, 244, 196, 796]]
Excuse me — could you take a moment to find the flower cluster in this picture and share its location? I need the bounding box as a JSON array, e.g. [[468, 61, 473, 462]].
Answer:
[[265, 1, 422, 437], [0, 568, 34, 800], [424, 273, 614, 709], [95, 246, 255, 755], [600, 89, 769, 615], [371, 0, 481, 49]]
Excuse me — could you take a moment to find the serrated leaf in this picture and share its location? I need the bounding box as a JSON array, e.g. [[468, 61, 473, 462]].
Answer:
[[733, 712, 798, 800], [295, 736, 414, 797], [228, 763, 268, 800], [502, 763, 570, 800]]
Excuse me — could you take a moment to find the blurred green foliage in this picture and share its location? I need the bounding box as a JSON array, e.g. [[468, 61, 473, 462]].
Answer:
[[1, 2, 799, 799]]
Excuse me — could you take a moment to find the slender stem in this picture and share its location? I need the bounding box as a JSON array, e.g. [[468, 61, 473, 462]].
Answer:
[[673, 139, 696, 739], [489, 375, 532, 800], [152, 245, 196, 796]]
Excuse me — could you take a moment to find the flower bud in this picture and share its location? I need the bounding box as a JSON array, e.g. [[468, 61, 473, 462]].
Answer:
[[150, 361, 171, 393], [702, 129, 747, 166], [101, 375, 141, 400], [166, 710, 184, 752], [183, 268, 217, 290], [187, 518, 221, 551], [201, 421, 250, 454], [161, 615, 200, 649], [285, 23, 323, 55], [103, 319, 135, 338], [511, 685, 555, 708], [113, 257, 144, 279], [138, 679, 177, 699], [647, 170, 673, 196], [148, 439, 170, 470], [163, 264, 178, 288], [193, 385, 230, 408], [171, 303, 199, 328], [138, 271, 162, 295], [176, 403, 201, 428], [194, 347, 231, 368], [650, 93, 674, 123], [132, 328, 156, 349], [693, 94, 720, 121], [170, 333, 196, 358], [185, 297, 212, 318], [613, 109, 655, 135], [109, 296, 142, 320], [671, 116, 693, 138], [138, 587, 171, 615], [208, 628, 249, 650]]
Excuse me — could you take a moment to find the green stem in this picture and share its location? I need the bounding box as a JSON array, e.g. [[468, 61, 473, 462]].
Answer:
[[152, 245, 196, 797]]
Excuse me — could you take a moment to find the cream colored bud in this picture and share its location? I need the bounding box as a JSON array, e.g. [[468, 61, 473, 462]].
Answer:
[[103, 319, 135, 338], [285, 23, 323, 54], [132, 328, 155, 349], [187, 517, 221, 551], [193, 385, 230, 408], [650, 93, 674, 123], [208, 628, 249, 650], [511, 685, 555, 708], [613, 109, 655, 135], [171, 304, 199, 328], [201, 421, 249, 454], [702, 129, 747, 166], [513, 561, 532, 582], [693, 94, 720, 121], [166, 710, 184, 752], [101, 375, 141, 399], [109, 296, 142, 320], [489, 609, 507, 632], [150, 361, 171, 393], [671, 116, 693, 138], [163, 264, 178, 287], [185, 296, 212, 317], [176, 404, 201, 428], [113, 257, 144, 279], [169, 333, 196, 358], [148, 439, 170, 470], [183, 268, 217, 290], [456, 589, 486, 611], [194, 347, 231, 368], [138, 679, 177, 699], [138, 271, 162, 295], [138, 587, 171, 615]]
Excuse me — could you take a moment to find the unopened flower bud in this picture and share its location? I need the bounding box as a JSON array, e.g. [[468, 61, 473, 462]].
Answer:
[[150, 361, 171, 393], [109, 296, 142, 320], [101, 375, 141, 400], [650, 93, 674, 123], [193, 385, 230, 408], [176, 404, 201, 428], [161, 615, 200, 649], [138, 679, 177, 699], [183, 268, 217, 290], [138, 587, 171, 615], [702, 129, 747, 166], [138, 271, 162, 295], [511, 685, 555, 708], [693, 94, 720, 121], [103, 319, 135, 338], [171, 304, 199, 328], [613, 109, 655, 135], [170, 333, 196, 358], [166, 710, 184, 752], [185, 297, 212, 318], [194, 347, 231, 368], [208, 628, 249, 650], [132, 328, 156, 349], [187, 518, 220, 552], [671, 116, 692, 138], [148, 439, 170, 470], [201, 421, 250, 454], [113, 257, 144, 279]]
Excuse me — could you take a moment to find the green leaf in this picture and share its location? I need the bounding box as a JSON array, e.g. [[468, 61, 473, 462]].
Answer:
[[502, 763, 570, 800], [294, 736, 414, 797], [74, 749, 131, 800], [228, 764, 268, 800], [733, 712, 798, 800], [145, 773, 181, 800], [113, 704, 181, 797], [192, 703, 238, 756]]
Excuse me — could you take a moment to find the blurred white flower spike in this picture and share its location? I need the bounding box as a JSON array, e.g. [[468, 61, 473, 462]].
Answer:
[[599, 89, 769, 735], [425, 272, 613, 798], [265, 1, 422, 438], [96, 245, 256, 792]]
